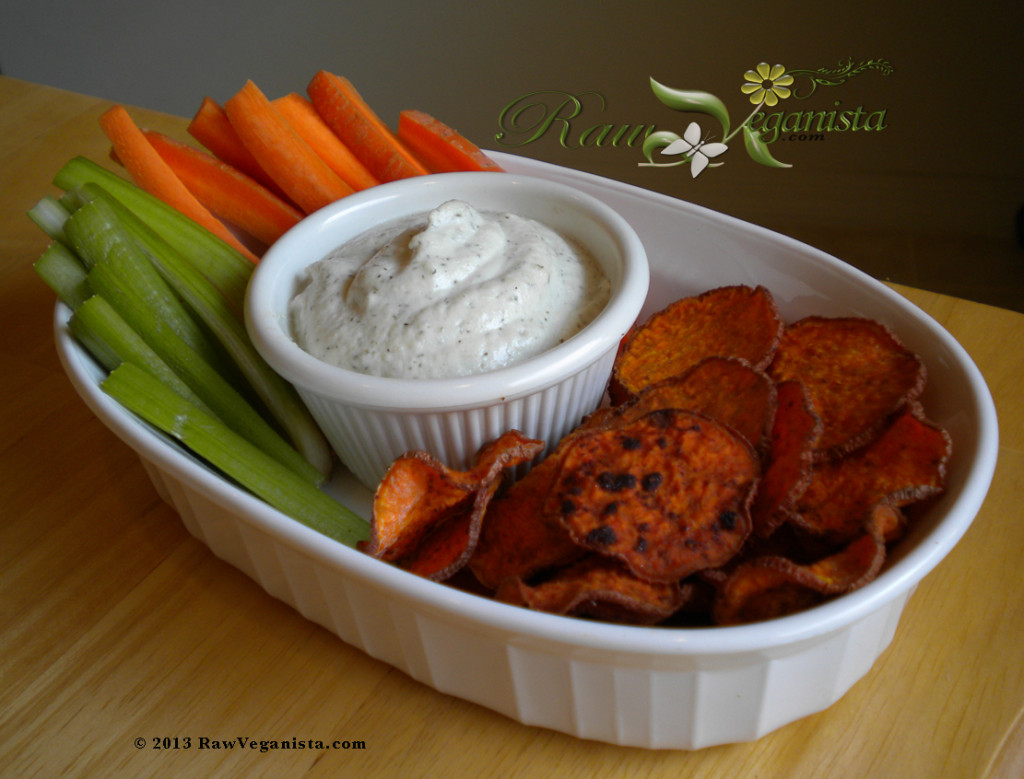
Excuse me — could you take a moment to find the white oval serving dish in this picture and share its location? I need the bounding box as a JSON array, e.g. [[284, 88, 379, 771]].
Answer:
[[54, 153, 999, 750]]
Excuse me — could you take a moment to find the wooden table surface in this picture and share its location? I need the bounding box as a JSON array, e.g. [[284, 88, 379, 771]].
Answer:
[[2, 76, 1022, 779]]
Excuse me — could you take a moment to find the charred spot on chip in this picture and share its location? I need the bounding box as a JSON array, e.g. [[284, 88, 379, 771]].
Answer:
[[587, 525, 618, 546], [560, 499, 577, 516], [635, 537, 648, 553], [602, 501, 619, 516], [621, 436, 642, 450], [719, 510, 738, 531], [597, 471, 637, 492], [642, 472, 663, 492]]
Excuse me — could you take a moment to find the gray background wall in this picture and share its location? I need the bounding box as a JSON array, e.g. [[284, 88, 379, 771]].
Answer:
[[2, 0, 1021, 305]]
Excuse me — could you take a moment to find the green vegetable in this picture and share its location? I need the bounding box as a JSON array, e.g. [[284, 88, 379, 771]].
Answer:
[[53, 156, 252, 312], [32, 156, 363, 549], [32, 242, 90, 310], [63, 198, 228, 366], [102, 362, 367, 547], [69, 294, 211, 412], [64, 195, 323, 485], [83, 185, 333, 478], [27, 195, 72, 245]]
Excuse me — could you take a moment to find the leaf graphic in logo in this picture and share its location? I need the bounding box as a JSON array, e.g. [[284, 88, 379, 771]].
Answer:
[[741, 125, 791, 169], [641, 129, 686, 165], [649, 77, 731, 137]]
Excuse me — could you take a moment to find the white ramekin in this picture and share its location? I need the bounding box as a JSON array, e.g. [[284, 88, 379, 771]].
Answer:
[[245, 172, 650, 488]]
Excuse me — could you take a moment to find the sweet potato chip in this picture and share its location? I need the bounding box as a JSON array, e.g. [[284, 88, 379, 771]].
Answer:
[[469, 408, 659, 591], [362, 451, 471, 562], [613, 356, 777, 454], [469, 434, 587, 591], [768, 316, 926, 458], [867, 502, 908, 543], [469, 430, 548, 482], [360, 430, 544, 580], [609, 285, 783, 404], [750, 380, 822, 538], [546, 408, 760, 582], [497, 556, 693, 624], [712, 521, 886, 625], [712, 569, 823, 625], [402, 479, 503, 580], [792, 406, 951, 544]]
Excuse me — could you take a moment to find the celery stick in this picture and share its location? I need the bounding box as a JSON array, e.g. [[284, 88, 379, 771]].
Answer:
[[32, 242, 91, 309], [70, 295, 212, 412], [87, 257, 324, 485], [102, 362, 367, 548], [85, 185, 333, 479], [59, 188, 91, 213], [27, 195, 72, 245], [67, 312, 120, 370], [63, 197, 234, 376], [68, 203, 323, 484], [53, 156, 252, 311]]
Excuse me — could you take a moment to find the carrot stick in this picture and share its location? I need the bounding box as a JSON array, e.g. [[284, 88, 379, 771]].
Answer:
[[307, 71, 429, 183], [187, 97, 292, 202], [224, 80, 354, 215], [272, 93, 380, 191], [397, 110, 504, 173], [98, 105, 259, 262], [144, 131, 303, 247]]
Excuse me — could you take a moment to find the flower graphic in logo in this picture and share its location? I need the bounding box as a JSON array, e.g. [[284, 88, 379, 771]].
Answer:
[[740, 63, 794, 106]]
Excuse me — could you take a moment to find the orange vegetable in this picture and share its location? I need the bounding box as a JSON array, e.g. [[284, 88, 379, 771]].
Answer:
[[307, 70, 429, 182], [768, 316, 927, 459], [187, 96, 292, 202], [361, 431, 544, 582], [498, 556, 693, 625], [545, 408, 759, 583], [609, 284, 783, 405], [272, 92, 380, 191], [144, 131, 303, 247], [98, 105, 259, 262], [397, 109, 504, 173], [224, 80, 354, 215]]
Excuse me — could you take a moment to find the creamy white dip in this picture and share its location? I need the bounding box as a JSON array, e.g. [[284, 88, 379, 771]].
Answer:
[[289, 200, 611, 379]]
